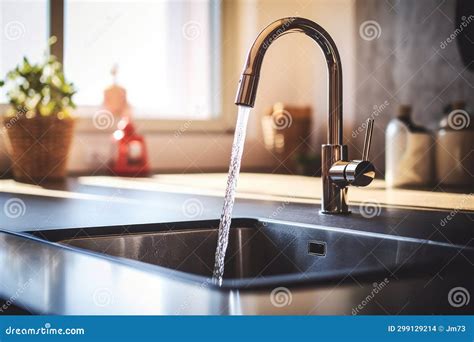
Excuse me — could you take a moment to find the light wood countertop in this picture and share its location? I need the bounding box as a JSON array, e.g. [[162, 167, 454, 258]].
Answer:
[[73, 173, 473, 212], [0, 173, 471, 212]]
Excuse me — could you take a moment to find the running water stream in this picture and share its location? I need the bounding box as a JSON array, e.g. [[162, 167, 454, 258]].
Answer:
[[212, 105, 251, 285]]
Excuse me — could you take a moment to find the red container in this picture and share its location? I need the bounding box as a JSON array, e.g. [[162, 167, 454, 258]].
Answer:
[[110, 117, 150, 177]]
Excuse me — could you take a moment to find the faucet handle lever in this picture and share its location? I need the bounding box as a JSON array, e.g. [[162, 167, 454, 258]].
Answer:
[[362, 119, 374, 161]]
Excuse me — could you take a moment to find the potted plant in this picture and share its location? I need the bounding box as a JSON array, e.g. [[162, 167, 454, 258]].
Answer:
[[0, 37, 76, 183]]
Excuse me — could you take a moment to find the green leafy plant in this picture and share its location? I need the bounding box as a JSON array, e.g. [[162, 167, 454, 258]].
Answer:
[[0, 37, 76, 119]]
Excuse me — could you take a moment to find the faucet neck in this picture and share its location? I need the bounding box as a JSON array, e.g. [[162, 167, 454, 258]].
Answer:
[[234, 17, 343, 145]]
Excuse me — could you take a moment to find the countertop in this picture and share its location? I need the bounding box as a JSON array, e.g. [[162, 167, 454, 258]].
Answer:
[[0, 173, 472, 247], [0, 173, 473, 315]]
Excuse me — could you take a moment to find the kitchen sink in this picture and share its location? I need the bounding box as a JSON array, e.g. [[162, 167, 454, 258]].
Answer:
[[34, 218, 473, 287], [1, 217, 472, 314]]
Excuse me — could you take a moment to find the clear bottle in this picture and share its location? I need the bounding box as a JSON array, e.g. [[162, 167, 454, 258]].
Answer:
[[385, 105, 434, 188]]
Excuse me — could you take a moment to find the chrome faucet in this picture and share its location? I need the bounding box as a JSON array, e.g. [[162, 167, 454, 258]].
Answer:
[[235, 17, 375, 214]]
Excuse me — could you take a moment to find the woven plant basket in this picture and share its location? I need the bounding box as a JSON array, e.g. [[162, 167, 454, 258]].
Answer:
[[3, 115, 75, 183]]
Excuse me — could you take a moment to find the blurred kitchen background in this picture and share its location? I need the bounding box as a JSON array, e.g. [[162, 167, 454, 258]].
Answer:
[[0, 0, 472, 188]]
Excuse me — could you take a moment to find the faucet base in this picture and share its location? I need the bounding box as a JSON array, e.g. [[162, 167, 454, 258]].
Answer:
[[321, 144, 350, 214], [319, 209, 351, 215]]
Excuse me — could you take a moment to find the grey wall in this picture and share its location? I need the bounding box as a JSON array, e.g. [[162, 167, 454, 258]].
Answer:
[[352, 0, 474, 174]]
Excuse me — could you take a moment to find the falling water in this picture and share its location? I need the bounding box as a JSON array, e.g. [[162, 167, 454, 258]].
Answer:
[[212, 105, 251, 285]]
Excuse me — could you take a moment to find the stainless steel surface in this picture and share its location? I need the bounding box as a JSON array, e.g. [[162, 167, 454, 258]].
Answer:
[[59, 223, 460, 280], [0, 230, 224, 315], [329, 160, 376, 188], [234, 17, 342, 145], [62, 227, 296, 279], [362, 119, 374, 161], [343, 161, 376, 187], [321, 144, 349, 213], [1, 218, 472, 314], [234, 17, 375, 214], [1, 177, 472, 315], [328, 119, 375, 187]]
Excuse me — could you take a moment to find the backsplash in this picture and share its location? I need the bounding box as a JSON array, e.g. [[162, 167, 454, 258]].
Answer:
[[352, 0, 474, 174]]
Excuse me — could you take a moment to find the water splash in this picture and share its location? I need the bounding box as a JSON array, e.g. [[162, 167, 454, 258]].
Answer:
[[212, 106, 251, 285]]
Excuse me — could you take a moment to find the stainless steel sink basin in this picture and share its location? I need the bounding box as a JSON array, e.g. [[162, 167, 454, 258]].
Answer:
[[40, 219, 472, 285], [1, 218, 472, 314]]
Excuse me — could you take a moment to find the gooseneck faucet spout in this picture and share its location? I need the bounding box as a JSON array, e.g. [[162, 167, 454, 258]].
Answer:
[[235, 17, 342, 145], [235, 17, 375, 214]]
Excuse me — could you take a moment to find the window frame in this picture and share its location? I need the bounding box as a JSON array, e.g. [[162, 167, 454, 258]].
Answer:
[[49, 0, 236, 134]]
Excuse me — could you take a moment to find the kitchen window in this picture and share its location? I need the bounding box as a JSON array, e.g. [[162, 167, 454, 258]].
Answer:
[[1, 0, 231, 132], [0, 0, 49, 102]]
